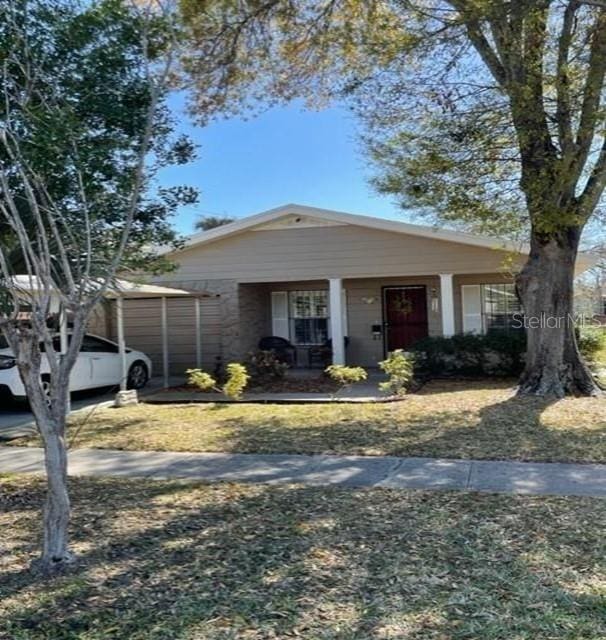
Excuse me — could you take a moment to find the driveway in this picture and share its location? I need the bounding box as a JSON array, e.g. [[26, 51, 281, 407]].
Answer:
[[0, 377, 172, 440], [0, 390, 116, 440]]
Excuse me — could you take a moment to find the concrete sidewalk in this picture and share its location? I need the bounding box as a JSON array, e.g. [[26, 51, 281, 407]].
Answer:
[[2, 446, 606, 498]]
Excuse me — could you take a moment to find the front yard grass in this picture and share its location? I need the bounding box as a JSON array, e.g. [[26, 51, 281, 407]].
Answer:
[[10, 379, 606, 463], [1, 474, 605, 640]]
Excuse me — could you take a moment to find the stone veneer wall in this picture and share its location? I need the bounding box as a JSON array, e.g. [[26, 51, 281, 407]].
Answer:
[[238, 284, 271, 357]]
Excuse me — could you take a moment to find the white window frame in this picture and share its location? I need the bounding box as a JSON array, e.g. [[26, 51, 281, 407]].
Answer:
[[462, 283, 522, 334], [288, 290, 329, 346]]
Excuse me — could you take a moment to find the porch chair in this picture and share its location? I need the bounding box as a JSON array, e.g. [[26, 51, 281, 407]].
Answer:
[[258, 336, 297, 366], [307, 337, 350, 368]]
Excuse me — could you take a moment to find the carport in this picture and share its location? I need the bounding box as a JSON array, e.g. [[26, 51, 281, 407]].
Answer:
[[104, 281, 214, 390], [5, 276, 215, 394]]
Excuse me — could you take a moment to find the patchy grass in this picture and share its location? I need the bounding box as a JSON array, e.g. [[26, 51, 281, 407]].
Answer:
[[1, 474, 605, 640], [11, 379, 606, 464]]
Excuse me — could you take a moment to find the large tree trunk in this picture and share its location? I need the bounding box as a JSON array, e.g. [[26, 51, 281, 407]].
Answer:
[[516, 227, 602, 397]]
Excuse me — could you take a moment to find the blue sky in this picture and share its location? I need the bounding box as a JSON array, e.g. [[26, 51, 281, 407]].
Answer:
[[158, 96, 408, 235]]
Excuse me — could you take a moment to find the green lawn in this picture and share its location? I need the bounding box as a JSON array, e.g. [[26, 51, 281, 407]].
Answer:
[[12, 379, 606, 463], [1, 475, 605, 640]]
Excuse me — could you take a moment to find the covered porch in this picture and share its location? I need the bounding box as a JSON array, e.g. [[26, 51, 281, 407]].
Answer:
[[238, 272, 518, 368], [237, 274, 461, 368]]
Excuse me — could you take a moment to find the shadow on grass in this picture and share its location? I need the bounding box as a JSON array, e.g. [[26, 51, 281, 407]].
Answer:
[[194, 393, 604, 463], [59, 381, 606, 463], [1, 477, 605, 640]]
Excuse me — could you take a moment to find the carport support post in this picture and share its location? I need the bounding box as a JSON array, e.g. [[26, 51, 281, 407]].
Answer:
[[195, 297, 202, 369], [161, 296, 169, 388], [116, 296, 127, 392]]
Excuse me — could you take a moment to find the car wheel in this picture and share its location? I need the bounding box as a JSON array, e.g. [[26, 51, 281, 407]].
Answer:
[[127, 361, 148, 390]]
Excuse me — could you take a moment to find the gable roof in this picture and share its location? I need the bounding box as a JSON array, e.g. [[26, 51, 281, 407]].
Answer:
[[170, 203, 599, 270]]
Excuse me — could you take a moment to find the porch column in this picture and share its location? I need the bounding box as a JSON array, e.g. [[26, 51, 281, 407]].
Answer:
[[439, 274, 455, 337], [329, 278, 345, 365], [194, 297, 202, 369]]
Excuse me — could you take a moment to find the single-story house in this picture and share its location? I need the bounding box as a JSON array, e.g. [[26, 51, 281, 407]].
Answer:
[[90, 204, 597, 374]]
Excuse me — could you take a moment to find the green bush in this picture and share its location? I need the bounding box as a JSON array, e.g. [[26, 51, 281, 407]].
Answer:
[[409, 331, 526, 377], [577, 328, 606, 362], [378, 349, 414, 396], [186, 363, 250, 400], [223, 363, 250, 400], [186, 369, 217, 391], [247, 349, 289, 381], [325, 364, 367, 397]]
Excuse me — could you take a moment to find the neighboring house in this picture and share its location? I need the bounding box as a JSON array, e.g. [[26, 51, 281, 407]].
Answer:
[[93, 204, 597, 373]]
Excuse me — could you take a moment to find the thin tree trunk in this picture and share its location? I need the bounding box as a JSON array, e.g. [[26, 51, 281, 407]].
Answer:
[[516, 227, 602, 397], [22, 359, 73, 572], [41, 424, 72, 569]]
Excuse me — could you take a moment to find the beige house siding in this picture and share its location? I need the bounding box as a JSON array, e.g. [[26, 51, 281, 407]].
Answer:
[[167, 224, 520, 282], [104, 223, 524, 372], [103, 296, 223, 375]]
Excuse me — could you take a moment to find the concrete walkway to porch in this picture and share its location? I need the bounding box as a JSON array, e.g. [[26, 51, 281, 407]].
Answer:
[[2, 446, 606, 498]]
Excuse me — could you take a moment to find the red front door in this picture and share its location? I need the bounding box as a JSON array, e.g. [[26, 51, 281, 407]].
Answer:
[[384, 286, 429, 351]]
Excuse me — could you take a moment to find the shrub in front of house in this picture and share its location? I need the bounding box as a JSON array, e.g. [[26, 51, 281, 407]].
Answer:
[[223, 363, 250, 400], [325, 364, 367, 397], [247, 349, 289, 381], [186, 363, 250, 400], [409, 331, 527, 377], [378, 349, 415, 396], [577, 328, 606, 363]]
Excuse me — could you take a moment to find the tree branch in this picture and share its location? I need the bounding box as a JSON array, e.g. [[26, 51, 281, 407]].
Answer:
[[556, 0, 579, 160], [571, 11, 606, 181]]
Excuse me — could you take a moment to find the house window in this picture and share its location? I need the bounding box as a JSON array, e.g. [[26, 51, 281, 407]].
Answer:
[[289, 290, 328, 345], [462, 283, 522, 334]]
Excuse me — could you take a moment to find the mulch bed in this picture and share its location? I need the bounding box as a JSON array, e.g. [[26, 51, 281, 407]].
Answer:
[[164, 375, 340, 395]]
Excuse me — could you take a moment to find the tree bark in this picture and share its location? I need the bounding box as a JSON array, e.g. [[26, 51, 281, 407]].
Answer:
[[19, 353, 74, 572], [516, 227, 602, 397], [41, 425, 72, 570]]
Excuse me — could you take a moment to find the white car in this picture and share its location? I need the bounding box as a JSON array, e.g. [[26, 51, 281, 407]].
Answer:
[[0, 333, 152, 402]]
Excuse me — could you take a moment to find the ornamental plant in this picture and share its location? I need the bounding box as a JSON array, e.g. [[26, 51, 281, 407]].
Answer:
[[325, 364, 367, 398], [223, 363, 250, 400], [186, 369, 217, 392], [378, 350, 414, 397], [247, 349, 288, 381], [186, 363, 250, 400]]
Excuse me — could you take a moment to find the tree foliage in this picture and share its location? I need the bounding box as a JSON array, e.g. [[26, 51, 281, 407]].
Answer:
[[181, 0, 606, 237], [0, 0, 194, 570], [181, 0, 606, 396], [0, 0, 195, 279], [195, 214, 235, 231]]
